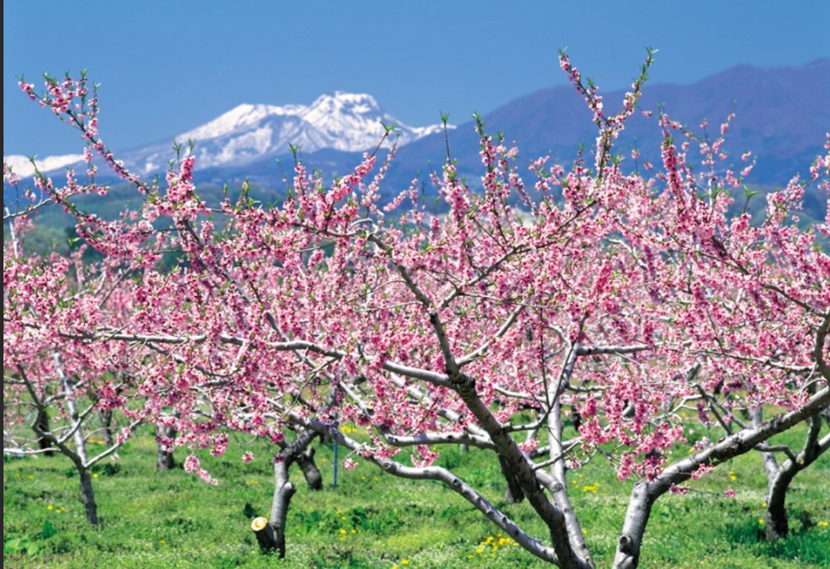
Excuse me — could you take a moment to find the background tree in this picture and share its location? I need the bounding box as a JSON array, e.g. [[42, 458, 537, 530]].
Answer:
[[3, 216, 145, 524]]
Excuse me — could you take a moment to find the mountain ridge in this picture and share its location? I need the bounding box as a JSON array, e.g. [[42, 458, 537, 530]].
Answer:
[[4, 91, 452, 178], [4, 59, 828, 192]]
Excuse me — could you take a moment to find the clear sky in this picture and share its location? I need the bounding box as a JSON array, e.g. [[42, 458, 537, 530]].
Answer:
[[4, 1, 829, 157]]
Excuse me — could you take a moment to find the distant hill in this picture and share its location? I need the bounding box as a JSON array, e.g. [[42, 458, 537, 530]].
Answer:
[[5, 59, 828, 233], [187, 58, 830, 215], [390, 58, 829, 188]]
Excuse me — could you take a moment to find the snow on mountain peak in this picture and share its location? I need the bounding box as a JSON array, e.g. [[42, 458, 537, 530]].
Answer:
[[309, 92, 382, 115], [179, 103, 301, 141], [5, 92, 450, 177], [154, 91, 450, 171], [178, 92, 388, 146]]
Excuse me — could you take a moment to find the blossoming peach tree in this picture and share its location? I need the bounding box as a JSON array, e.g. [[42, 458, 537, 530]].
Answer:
[[3, 210, 146, 525], [4, 51, 829, 568]]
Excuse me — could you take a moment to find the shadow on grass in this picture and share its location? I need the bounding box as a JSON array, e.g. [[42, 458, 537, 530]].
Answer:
[[725, 509, 830, 566]]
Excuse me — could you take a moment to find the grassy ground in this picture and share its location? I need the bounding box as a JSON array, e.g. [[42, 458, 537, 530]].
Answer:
[[3, 424, 829, 569]]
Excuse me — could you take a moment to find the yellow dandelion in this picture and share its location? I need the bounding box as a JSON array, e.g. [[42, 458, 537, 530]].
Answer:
[[758, 519, 765, 525], [160, 539, 166, 544], [401, 561, 409, 566], [47, 504, 53, 510], [762, 502, 767, 507], [730, 475, 737, 481], [93, 473, 99, 478], [340, 529, 347, 535], [476, 547, 484, 554], [817, 521, 828, 527]]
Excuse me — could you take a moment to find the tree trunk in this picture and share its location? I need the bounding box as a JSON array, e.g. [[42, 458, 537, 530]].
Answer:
[[251, 516, 278, 550], [78, 465, 99, 525], [294, 446, 323, 491], [251, 428, 318, 557], [501, 454, 525, 504], [99, 410, 114, 446], [612, 481, 654, 569], [53, 351, 98, 525], [156, 425, 177, 471], [506, 423, 541, 503], [547, 399, 591, 565], [252, 458, 295, 558], [35, 408, 54, 457], [761, 414, 830, 540], [765, 467, 797, 540], [570, 406, 583, 434]]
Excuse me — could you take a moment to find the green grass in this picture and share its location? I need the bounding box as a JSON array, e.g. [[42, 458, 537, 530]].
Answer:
[[3, 426, 829, 569]]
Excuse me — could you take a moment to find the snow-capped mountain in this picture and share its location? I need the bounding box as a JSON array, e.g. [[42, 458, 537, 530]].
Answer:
[[124, 91, 450, 174], [4, 91, 451, 178]]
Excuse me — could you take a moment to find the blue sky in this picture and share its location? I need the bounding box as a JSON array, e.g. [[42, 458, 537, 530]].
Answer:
[[4, 1, 829, 157]]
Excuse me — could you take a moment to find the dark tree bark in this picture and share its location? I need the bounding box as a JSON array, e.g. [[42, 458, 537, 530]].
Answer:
[[35, 408, 54, 457], [251, 516, 279, 551], [78, 464, 99, 525], [570, 406, 583, 434], [156, 425, 177, 471], [505, 423, 541, 504], [501, 454, 526, 504], [252, 458, 295, 558], [294, 445, 323, 491], [99, 409, 114, 446], [758, 412, 830, 540], [251, 428, 319, 557]]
